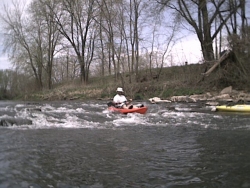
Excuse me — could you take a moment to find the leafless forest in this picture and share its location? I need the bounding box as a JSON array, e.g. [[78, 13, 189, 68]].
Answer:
[[0, 0, 249, 100]]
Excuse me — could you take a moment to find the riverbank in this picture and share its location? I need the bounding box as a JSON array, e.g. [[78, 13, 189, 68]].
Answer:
[[26, 63, 250, 103]]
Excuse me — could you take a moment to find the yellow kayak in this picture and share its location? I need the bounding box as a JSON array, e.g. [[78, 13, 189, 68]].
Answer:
[[216, 104, 250, 112]]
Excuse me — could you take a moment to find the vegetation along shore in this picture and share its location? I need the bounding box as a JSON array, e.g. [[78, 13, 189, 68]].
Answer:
[[0, 1, 249, 101]]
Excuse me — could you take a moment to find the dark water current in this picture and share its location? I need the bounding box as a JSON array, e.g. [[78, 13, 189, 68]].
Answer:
[[0, 100, 250, 188]]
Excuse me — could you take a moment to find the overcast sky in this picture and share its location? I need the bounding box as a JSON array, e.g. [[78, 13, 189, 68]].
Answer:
[[0, 0, 203, 70], [0, 0, 31, 69], [1, 1, 248, 70], [0, 0, 13, 69]]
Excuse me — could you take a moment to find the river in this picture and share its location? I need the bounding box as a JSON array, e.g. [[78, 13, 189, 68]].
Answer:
[[0, 100, 250, 188]]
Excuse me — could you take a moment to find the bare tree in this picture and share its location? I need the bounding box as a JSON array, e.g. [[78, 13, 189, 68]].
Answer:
[[45, 0, 97, 84], [129, 0, 144, 82], [1, 0, 62, 90], [0, 70, 10, 98], [96, 0, 125, 81], [158, 0, 241, 62], [31, 0, 62, 89], [1, 1, 44, 89]]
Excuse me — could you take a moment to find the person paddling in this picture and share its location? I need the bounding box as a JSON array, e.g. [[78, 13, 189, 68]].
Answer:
[[112, 87, 134, 109]]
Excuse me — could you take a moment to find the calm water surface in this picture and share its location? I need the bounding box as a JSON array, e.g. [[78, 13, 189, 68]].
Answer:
[[0, 100, 250, 188]]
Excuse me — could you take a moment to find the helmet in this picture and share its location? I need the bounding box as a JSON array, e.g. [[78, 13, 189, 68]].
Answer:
[[116, 87, 124, 92]]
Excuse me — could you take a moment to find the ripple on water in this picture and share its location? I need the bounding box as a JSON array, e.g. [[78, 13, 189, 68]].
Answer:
[[1, 106, 250, 188]]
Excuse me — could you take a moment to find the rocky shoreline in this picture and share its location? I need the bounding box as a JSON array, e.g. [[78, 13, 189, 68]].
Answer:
[[149, 86, 250, 106]]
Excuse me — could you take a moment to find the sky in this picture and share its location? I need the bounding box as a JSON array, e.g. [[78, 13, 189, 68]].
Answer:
[[0, 0, 31, 70], [0, 32, 202, 70], [0, 37, 202, 70], [0, 44, 10, 70], [0, 55, 11, 69], [1, 0, 250, 70], [172, 34, 202, 66], [0, 0, 203, 70], [0, 0, 14, 70]]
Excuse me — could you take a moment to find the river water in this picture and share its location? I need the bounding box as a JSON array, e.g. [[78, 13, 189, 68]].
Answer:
[[0, 100, 250, 188]]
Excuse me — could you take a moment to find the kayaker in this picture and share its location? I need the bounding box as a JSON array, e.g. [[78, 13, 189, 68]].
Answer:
[[113, 87, 135, 109]]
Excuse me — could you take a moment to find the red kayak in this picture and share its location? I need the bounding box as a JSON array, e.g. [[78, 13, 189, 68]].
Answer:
[[108, 106, 148, 114]]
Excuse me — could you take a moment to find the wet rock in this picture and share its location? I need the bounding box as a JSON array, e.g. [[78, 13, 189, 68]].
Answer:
[[170, 95, 196, 102], [220, 86, 232, 94], [149, 97, 171, 103], [27, 108, 42, 112], [206, 101, 219, 106], [149, 86, 250, 105], [0, 118, 32, 126], [213, 94, 231, 100]]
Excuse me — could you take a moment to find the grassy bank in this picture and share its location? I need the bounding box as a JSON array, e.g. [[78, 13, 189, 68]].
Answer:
[[27, 63, 244, 101]]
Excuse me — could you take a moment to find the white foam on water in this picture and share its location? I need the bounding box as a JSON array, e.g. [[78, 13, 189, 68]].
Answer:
[[43, 106, 85, 114], [175, 107, 193, 112], [15, 104, 26, 108], [103, 111, 114, 119], [161, 111, 187, 118], [113, 113, 147, 126], [102, 109, 110, 114], [29, 113, 53, 128], [0, 114, 13, 119], [158, 110, 215, 128], [19, 112, 101, 129], [15, 109, 31, 119], [42, 104, 56, 111], [0, 106, 14, 112], [3, 101, 243, 130]]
